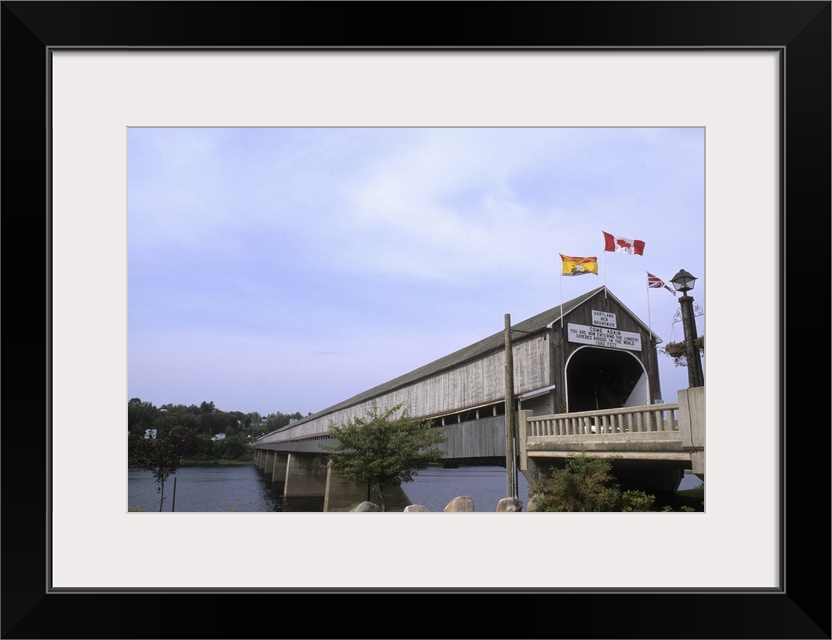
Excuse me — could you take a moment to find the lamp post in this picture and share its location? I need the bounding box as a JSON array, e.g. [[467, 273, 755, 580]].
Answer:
[[670, 269, 704, 388]]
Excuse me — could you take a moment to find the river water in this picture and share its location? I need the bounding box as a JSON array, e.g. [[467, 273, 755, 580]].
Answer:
[[128, 464, 531, 513], [128, 464, 703, 512]]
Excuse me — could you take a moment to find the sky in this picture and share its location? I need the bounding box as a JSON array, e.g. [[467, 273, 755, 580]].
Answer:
[[127, 127, 705, 416]]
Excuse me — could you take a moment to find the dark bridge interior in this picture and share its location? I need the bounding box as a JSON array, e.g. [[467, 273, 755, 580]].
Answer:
[[566, 347, 646, 412]]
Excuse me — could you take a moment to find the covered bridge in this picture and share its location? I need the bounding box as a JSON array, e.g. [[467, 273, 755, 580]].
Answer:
[[255, 285, 667, 466]]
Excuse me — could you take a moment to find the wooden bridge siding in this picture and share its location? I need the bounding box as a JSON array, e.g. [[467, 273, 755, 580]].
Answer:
[[257, 336, 550, 445], [513, 336, 549, 391], [408, 337, 548, 416], [256, 417, 506, 459], [438, 415, 506, 459]]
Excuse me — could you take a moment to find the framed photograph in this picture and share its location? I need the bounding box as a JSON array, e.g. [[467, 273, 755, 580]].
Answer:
[[3, 2, 828, 638]]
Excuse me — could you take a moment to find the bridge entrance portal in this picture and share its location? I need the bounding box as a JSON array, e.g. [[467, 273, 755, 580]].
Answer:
[[565, 346, 647, 412]]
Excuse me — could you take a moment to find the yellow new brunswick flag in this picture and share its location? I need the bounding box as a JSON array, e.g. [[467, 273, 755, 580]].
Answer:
[[560, 254, 599, 276]]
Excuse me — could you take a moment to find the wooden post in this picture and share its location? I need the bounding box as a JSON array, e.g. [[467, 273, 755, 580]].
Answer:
[[504, 314, 517, 499]]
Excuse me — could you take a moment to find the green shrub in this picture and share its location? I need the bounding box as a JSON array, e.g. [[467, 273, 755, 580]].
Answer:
[[620, 489, 657, 512], [530, 453, 659, 512]]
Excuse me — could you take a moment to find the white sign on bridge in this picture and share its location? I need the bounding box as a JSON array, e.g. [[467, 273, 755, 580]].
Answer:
[[567, 322, 642, 351], [591, 310, 617, 328]]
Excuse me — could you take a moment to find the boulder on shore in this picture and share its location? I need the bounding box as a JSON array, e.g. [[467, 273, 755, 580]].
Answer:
[[496, 497, 523, 512], [350, 501, 381, 512], [443, 496, 475, 512]]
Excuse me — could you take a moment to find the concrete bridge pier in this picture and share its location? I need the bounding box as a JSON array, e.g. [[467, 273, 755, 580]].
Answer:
[[323, 462, 370, 512], [271, 452, 288, 483], [520, 456, 546, 487], [283, 453, 329, 498], [263, 450, 276, 477], [255, 449, 271, 471], [262, 452, 413, 511], [322, 462, 412, 512]]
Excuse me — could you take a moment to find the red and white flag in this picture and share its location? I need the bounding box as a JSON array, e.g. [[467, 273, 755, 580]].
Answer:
[[602, 231, 645, 255]]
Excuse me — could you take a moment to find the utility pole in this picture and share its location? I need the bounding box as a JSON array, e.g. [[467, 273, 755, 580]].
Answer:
[[504, 314, 517, 499]]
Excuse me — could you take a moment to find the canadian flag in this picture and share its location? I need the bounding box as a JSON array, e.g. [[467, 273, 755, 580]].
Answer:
[[602, 231, 645, 255]]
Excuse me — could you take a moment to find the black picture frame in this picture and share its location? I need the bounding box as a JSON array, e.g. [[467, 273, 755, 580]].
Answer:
[[2, 2, 829, 638]]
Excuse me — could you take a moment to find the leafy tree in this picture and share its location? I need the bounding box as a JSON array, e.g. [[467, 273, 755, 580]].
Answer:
[[129, 425, 191, 511], [529, 452, 657, 512], [215, 434, 252, 461], [325, 401, 446, 511], [127, 398, 158, 434], [199, 400, 217, 414], [201, 409, 225, 436], [127, 399, 303, 465]]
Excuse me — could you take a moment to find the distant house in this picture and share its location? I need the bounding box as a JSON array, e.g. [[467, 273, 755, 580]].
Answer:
[[144, 428, 157, 439], [211, 433, 226, 441]]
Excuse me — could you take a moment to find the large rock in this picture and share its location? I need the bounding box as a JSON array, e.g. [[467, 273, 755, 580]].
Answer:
[[350, 501, 381, 512], [403, 504, 430, 512], [496, 497, 523, 512], [443, 496, 475, 512]]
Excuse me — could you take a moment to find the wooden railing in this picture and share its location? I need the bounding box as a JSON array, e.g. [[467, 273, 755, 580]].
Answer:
[[524, 403, 680, 437]]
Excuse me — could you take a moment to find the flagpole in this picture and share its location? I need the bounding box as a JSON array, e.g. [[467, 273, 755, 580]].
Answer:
[[646, 271, 653, 337], [559, 260, 564, 329], [645, 272, 654, 403], [601, 231, 608, 299]]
